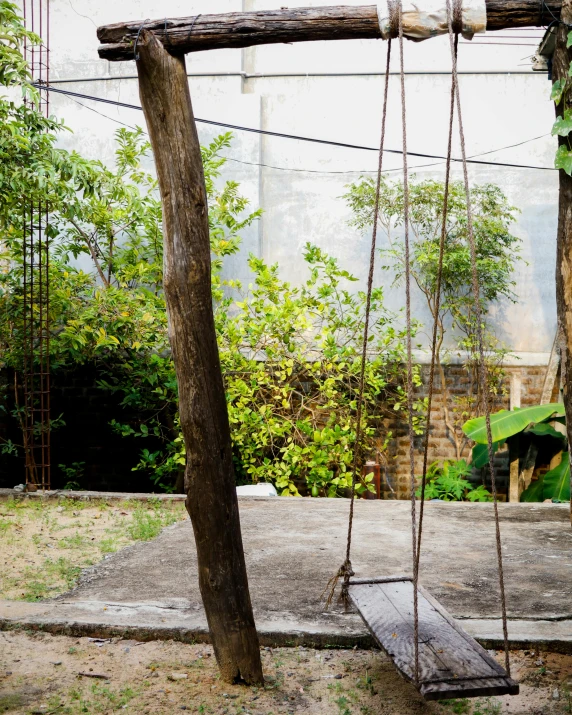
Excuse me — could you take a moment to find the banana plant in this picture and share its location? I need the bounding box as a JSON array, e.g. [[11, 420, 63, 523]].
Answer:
[[463, 403, 568, 502]]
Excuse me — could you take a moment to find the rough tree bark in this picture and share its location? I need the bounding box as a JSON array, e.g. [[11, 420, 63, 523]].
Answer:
[[98, 0, 562, 60], [552, 0, 572, 525], [135, 30, 263, 684]]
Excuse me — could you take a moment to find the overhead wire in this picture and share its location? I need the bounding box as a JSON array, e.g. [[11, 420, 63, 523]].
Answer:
[[61, 92, 551, 175], [34, 83, 556, 172]]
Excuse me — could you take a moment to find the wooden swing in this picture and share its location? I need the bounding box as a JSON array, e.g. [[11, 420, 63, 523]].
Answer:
[[326, 0, 519, 700], [93, 0, 554, 688]]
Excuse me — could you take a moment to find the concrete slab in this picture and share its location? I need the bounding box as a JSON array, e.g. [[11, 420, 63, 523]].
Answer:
[[2, 499, 572, 650]]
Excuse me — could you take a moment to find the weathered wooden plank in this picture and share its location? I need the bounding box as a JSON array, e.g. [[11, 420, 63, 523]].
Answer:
[[348, 577, 519, 701], [97, 1, 561, 61]]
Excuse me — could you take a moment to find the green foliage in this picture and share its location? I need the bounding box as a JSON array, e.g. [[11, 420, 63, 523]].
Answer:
[[463, 403, 565, 444], [344, 175, 520, 460], [521, 453, 570, 502], [471, 441, 501, 469], [465, 403, 569, 502], [550, 46, 572, 174], [0, 6, 417, 495], [220, 244, 422, 496], [416, 460, 492, 502], [439, 699, 471, 714], [127, 506, 178, 541]]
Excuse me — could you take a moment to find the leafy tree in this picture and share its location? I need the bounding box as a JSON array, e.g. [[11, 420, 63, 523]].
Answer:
[[219, 244, 424, 496], [0, 3, 422, 494], [344, 175, 521, 460]]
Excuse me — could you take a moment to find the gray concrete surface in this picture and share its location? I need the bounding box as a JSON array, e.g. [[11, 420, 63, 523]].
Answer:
[[2, 498, 572, 650]]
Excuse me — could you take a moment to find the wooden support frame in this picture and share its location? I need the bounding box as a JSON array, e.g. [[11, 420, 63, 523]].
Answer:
[[97, 1, 562, 61], [135, 31, 263, 685], [552, 0, 572, 526], [96, 0, 572, 690]]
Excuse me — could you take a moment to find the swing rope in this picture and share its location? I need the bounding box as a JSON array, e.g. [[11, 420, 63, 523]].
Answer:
[[416, 34, 458, 572], [323, 35, 393, 611], [394, 0, 423, 686], [326, 0, 511, 685], [444, 0, 511, 677]]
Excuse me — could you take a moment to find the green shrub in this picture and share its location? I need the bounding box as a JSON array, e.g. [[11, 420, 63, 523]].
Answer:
[[416, 460, 492, 502]]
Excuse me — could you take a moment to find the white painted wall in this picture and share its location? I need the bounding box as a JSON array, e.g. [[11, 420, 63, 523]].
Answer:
[[36, 0, 558, 358]]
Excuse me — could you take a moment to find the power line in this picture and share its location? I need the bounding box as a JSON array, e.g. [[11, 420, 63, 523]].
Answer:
[[35, 83, 556, 171], [66, 93, 549, 176]]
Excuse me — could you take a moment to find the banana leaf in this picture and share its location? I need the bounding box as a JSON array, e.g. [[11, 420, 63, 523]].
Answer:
[[521, 475, 546, 502], [463, 403, 565, 444], [543, 453, 570, 502], [526, 422, 567, 442], [520, 453, 570, 502], [471, 441, 502, 469]]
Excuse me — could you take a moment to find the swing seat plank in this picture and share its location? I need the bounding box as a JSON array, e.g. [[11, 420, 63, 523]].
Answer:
[[348, 576, 519, 701]]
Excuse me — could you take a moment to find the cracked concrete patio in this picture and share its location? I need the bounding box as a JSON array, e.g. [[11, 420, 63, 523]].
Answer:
[[1, 497, 571, 650]]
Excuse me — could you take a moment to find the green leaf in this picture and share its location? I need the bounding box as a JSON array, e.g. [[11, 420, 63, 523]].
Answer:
[[521, 475, 546, 502], [463, 404, 565, 444], [553, 110, 572, 137], [526, 422, 567, 442], [567, 31, 572, 48], [551, 79, 566, 105], [555, 145, 572, 176], [543, 453, 570, 502], [471, 440, 502, 469]]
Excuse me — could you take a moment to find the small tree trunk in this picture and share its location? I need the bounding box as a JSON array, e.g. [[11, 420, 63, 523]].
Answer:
[[553, 0, 572, 526], [136, 30, 263, 684]]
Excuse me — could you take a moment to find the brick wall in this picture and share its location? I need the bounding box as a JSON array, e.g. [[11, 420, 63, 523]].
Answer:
[[381, 364, 559, 500]]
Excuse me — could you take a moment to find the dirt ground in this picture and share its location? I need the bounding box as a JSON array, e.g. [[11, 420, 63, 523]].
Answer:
[[0, 498, 188, 601], [0, 632, 571, 715]]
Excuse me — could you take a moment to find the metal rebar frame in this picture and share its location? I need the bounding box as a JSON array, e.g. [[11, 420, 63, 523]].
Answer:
[[22, 0, 51, 491]]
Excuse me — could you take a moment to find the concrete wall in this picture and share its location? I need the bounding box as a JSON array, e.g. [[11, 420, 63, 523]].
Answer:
[[34, 1, 558, 359]]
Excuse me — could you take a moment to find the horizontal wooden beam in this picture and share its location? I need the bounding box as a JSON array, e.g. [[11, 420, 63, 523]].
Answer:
[[97, 2, 560, 62]]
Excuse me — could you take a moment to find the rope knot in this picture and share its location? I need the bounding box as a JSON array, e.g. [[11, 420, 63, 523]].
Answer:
[[322, 559, 355, 611]]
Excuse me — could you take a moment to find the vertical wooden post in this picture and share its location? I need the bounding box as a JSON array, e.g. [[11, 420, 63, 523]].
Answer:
[[553, 0, 572, 525], [135, 31, 263, 685]]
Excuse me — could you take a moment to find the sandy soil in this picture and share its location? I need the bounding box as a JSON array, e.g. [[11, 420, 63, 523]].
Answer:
[[0, 498, 188, 601], [0, 632, 571, 715]]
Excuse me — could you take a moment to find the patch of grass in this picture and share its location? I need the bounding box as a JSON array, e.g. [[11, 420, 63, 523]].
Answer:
[[99, 538, 118, 554], [473, 698, 502, 715], [439, 699, 471, 714], [356, 670, 375, 695], [58, 497, 87, 511], [20, 557, 82, 601], [127, 507, 177, 542], [334, 695, 352, 715], [65, 684, 137, 713], [58, 532, 88, 549], [0, 693, 24, 713], [0, 518, 12, 534]]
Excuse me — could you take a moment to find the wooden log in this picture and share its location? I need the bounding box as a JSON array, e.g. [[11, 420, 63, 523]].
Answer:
[[98, 1, 561, 61], [135, 30, 263, 685], [553, 0, 572, 528]]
